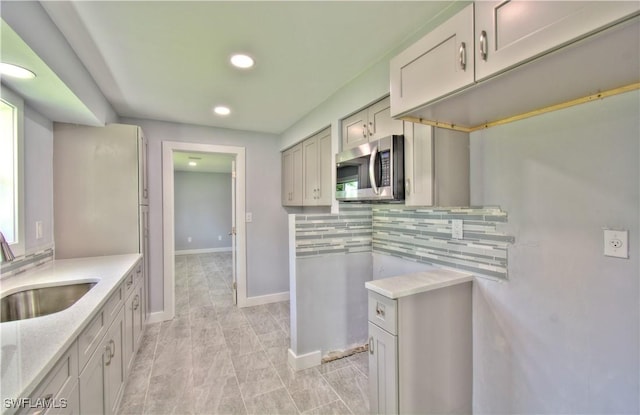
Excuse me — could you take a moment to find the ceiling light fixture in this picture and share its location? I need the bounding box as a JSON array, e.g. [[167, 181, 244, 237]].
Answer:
[[214, 106, 231, 116], [230, 54, 254, 69], [0, 63, 36, 79], [188, 161, 197, 167]]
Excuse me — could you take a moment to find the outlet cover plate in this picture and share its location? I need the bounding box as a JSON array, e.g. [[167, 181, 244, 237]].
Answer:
[[452, 219, 463, 239], [604, 229, 628, 258]]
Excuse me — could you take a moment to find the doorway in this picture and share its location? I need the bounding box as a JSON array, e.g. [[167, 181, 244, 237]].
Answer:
[[162, 141, 247, 321]]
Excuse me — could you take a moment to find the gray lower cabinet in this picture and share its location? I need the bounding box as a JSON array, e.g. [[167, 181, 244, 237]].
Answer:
[[79, 306, 125, 415], [124, 280, 144, 376], [367, 283, 472, 414], [368, 322, 398, 415], [19, 342, 80, 415]]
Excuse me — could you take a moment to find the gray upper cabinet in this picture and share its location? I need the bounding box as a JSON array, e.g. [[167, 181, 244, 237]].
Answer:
[[403, 122, 469, 207], [281, 143, 303, 206], [390, 5, 475, 118], [302, 128, 332, 206], [342, 96, 402, 151], [390, 1, 640, 126], [474, 1, 640, 81]]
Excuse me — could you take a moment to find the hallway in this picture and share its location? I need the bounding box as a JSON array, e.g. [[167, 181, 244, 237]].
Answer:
[[118, 253, 369, 414]]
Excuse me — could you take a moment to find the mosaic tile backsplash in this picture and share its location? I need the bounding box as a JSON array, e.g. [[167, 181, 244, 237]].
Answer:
[[295, 203, 514, 280], [0, 248, 54, 279], [372, 206, 513, 280], [295, 204, 372, 257]]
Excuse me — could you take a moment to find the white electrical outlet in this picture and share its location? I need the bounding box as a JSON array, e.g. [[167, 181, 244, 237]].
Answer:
[[604, 229, 628, 258], [452, 220, 463, 239]]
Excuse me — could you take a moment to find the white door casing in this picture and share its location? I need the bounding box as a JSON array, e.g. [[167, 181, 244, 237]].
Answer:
[[231, 160, 237, 305], [162, 141, 247, 320]]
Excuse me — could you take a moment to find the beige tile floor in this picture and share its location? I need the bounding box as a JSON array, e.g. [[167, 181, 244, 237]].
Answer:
[[118, 253, 369, 415]]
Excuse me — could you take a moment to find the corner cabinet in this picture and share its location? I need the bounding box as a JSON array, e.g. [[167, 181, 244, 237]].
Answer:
[[342, 96, 403, 151], [282, 128, 332, 207], [403, 122, 469, 207]]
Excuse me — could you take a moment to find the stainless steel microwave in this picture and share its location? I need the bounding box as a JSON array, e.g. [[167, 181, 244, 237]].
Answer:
[[335, 135, 404, 202]]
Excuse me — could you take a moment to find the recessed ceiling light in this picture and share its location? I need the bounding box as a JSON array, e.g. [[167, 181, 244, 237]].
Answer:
[[230, 54, 254, 69], [214, 106, 231, 116], [0, 63, 36, 79], [188, 161, 197, 167]]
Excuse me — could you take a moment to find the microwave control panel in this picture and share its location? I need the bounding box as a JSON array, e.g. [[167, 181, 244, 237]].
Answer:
[[380, 151, 391, 186]]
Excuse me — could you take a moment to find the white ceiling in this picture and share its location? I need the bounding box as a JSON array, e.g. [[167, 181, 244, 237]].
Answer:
[[38, 1, 456, 134]]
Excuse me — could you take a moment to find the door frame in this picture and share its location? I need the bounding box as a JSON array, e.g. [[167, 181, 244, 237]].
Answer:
[[162, 141, 247, 320]]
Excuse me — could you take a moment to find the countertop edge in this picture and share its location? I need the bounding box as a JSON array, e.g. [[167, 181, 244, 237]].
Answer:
[[365, 269, 473, 299]]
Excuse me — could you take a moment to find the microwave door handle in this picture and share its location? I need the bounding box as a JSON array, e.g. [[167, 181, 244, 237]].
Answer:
[[369, 145, 380, 195]]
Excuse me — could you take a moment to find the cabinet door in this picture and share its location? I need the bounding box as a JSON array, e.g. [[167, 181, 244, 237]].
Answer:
[[475, 1, 640, 81], [79, 344, 107, 415], [403, 122, 434, 207], [137, 128, 149, 205], [281, 143, 303, 206], [368, 322, 398, 415], [341, 108, 368, 151], [390, 4, 475, 117], [139, 206, 149, 322], [316, 129, 332, 206], [368, 97, 403, 141], [105, 308, 125, 415], [302, 136, 319, 205]]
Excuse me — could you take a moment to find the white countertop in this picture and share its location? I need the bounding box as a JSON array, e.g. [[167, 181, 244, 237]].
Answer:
[[365, 268, 473, 299], [0, 254, 141, 412]]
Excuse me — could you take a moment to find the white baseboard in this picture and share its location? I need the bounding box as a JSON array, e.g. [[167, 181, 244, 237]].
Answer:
[[146, 311, 169, 325], [175, 247, 232, 255], [288, 349, 321, 371], [242, 291, 289, 307]]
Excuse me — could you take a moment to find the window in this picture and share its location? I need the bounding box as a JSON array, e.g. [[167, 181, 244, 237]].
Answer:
[[0, 87, 24, 259]]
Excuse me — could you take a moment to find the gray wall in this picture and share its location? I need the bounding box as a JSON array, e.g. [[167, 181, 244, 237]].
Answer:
[[24, 105, 54, 254], [174, 171, 232, 252], [470, 90, 639, 414], [121, 117, 289, 312]]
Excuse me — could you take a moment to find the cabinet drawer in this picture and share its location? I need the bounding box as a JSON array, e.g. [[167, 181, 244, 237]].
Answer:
[[78, 286, 122, 371], [368, 291, 397, 335], [123, 270, 135, 298], [20, 342, 79, 415]]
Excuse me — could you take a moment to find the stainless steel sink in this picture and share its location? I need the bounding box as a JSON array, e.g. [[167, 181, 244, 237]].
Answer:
[[1, 282, 97, 323]]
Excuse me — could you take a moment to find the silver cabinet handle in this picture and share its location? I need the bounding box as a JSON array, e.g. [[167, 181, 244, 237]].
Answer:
[[479, 30, 488, 61], [405, 178, 411, 196], [362, 124, 367, 138], [368, 121, 374, 137], [459, 42, 466, 70], [368, 145, 380, 195], [133, 294, 140, 311], [369, 336, 374, 354], [376, 304, 385, 317], [110, 339, 116, 358], [105, 344, 112, 366], [126, 278, 133, 288]]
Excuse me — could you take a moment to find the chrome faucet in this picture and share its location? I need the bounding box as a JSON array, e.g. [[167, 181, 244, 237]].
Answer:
[[0, 231, 16, 262]]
